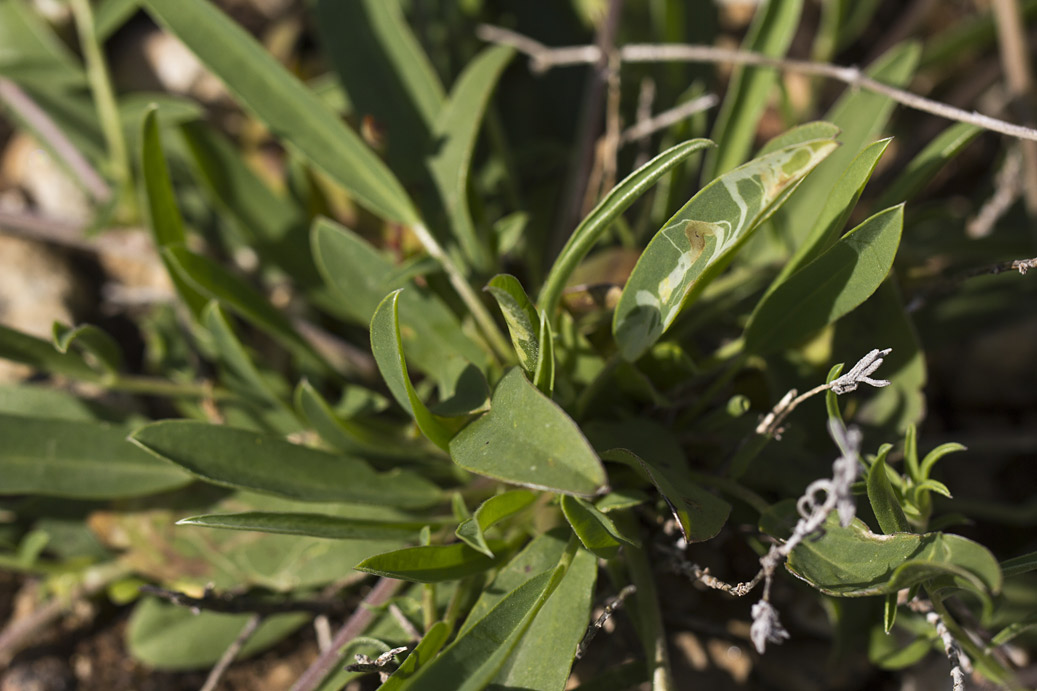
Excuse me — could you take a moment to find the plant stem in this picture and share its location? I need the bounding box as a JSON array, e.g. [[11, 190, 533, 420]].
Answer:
[[70, 0, 132, 207], [109, 375, 232, 400], [626, 546, 675, 691], [422, 583, 437, 633]]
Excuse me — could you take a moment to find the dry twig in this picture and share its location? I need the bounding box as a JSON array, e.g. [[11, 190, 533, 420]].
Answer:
[[199, 614, 263, 691]]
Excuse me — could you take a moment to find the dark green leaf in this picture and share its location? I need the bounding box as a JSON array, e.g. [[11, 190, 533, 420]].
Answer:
[[614, 139, 838, 361], [533, 312, 555, 396], [141, 0, 418, 224], [875, 122, 982, 208], [561, 495, 632, 560], [867, 452, 910, 534], [0, 0, 85, 86], [449, 368, 608, 496], [378, 621, 452, 690], [991, 619, 1037, 647], [919, 443, 967, 479], [868, 625, 933, 670], [0, 413, 190, 498], [744, 205, 903, 354], [455, 490, 537, 557], [130, 420, 440, 507], [428, 46, 513, 271], [0, 324, 100, 381], [52, 322, 123, 378], [486, 274, 540, 373], [355, 542, 506, 583], [177, 512, 429, 540], [95, 0, 140, 41], [1001, 551, 1037, 578]]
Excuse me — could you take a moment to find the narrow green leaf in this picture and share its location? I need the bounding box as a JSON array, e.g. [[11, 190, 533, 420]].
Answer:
[[779, 42, 920, 246], [744, 205, 903, 355], [312, 218, 488, 375], [95, 0, 140, 41], [756, 121, 842, 156], [141, 0, 418, 224], [378, 621, 451, 690], [869, 626, 932, 670], [1000, 551, 1037, 578], [990, 619, 1037, 647], [561, 495, 633, 560], [532, 312, 555, 397], [355, 542, 505, 583], [613, 139, 838, 361], [703, 0, 803, 178], [876, 122, 982, 208], [455, 490, 537, 557], [177, 512, 429, 540], [490, 547, 596, 689], [538, 139, 715, 317], [130, 420, 441, 508], [371, 290, 457, 451], [883, 593, 898, 633], [428, 45, 513, 271], [139, 106, 207, 315], [486, 274, 540, 373], [52, 322, 123, 378], [164, 246, 327, 371], [312, 0, 444, 182], [449, 368, 608, 497], [0, 0, 85, 85], [775, 137, 892, 288], [919, 443, 967, 479], [0, 413, 190, 498], [0, 324, 99, 381], [867, 452, 910, 534], [760, 502, 1002, 597], [395, 544, 576, 691], [602, 447, 730, 543]]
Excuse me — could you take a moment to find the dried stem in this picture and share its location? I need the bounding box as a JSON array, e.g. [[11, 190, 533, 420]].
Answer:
[[289, 578, 403, 691], [139, 584, 351, 617], [620, 93, 720, 146], [967, 147, 1023, 238], [907, 254, 1037, 312], [576, 584, 637, 659], [199, 614, 263, 691], [992, 0, 1037, 212], [476, 25, 1037, 143]]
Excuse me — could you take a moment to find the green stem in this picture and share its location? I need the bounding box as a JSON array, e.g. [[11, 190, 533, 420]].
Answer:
[[411, 223, 513, 364], [422, 583, 437, 633], [109, 375, 232, 400], [70, 0, 132, 207], [626, 545, 675, 691]]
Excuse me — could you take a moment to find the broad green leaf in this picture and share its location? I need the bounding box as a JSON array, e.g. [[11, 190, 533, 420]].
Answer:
[[449, 368, 608, 496], [0, 413, 190, 498], [780, 42, 920, 246], [128, 597, 306, 670], [294, 379, 425, 458], [760, 502, 1002, 597], [141, 0, 418, 224], [867, 452, 910, 534], [312, 0, 444, 182], [395, 545, 575, 691], [703, 0, 803, 179], [875, 122, 982, 208], [371, 290, 457, 451], [602, 447, 730, 543], [312, 218, 488, 374], [130, 420, 441, 508], [378, 621, 451, 690], [139, 107, 207, 315], [490, 547, 596, 689], [428, 350, 491, 417], [0, 384, 128, 423], [533, 312, 555, 396], [180, 122, 315, 284], [456, 490, 537, 557], [52, 322, 123, 378], [774, 137, 892, 287], [744, 205, 903, 354], [164, 246, 327, 371], [539, 139, 714, 317], [486, 274, 541, 374], [596, 488, 650, 513], [613, 139, 838, 361], [560, 495, 635, 560], [428, 45, 513, 271], [355, 542, 506, 583], [177, 512, 429, 540], [0, 0, 85, 85], [0, 324, 99, 382]]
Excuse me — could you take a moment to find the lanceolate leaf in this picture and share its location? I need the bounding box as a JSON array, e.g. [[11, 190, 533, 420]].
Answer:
[[533, 312, 555, 396], [876, 121, 982, 208], [486, 274, 540, 374], [355, 542, 506, 582], [449, 368, 608, 496], [141, 0, 419, 224], [428, 46, 514, 272], [0, 414, 190, 498], [0, 325, 100, 382], [378, 621, 451, 690], [867, 452, 910, 534], [456, 490, 537, 557], [538, 139, 715, 317], [51, 322, 123, 378], [177, 512, 429, 540], [371, 290, 457, 451], [130, 420, 441, 508], [744, 204, 903, 355], [560, 495, 636, 560], [760, 502, 1002, 597], [613, 139, 838, 361]]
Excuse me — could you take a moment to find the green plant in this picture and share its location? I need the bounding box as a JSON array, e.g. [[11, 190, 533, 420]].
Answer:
[[2, 1, 1036, 689]]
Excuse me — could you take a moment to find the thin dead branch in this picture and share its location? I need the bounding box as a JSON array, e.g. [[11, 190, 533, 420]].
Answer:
[[199, 614, 263, 691]]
